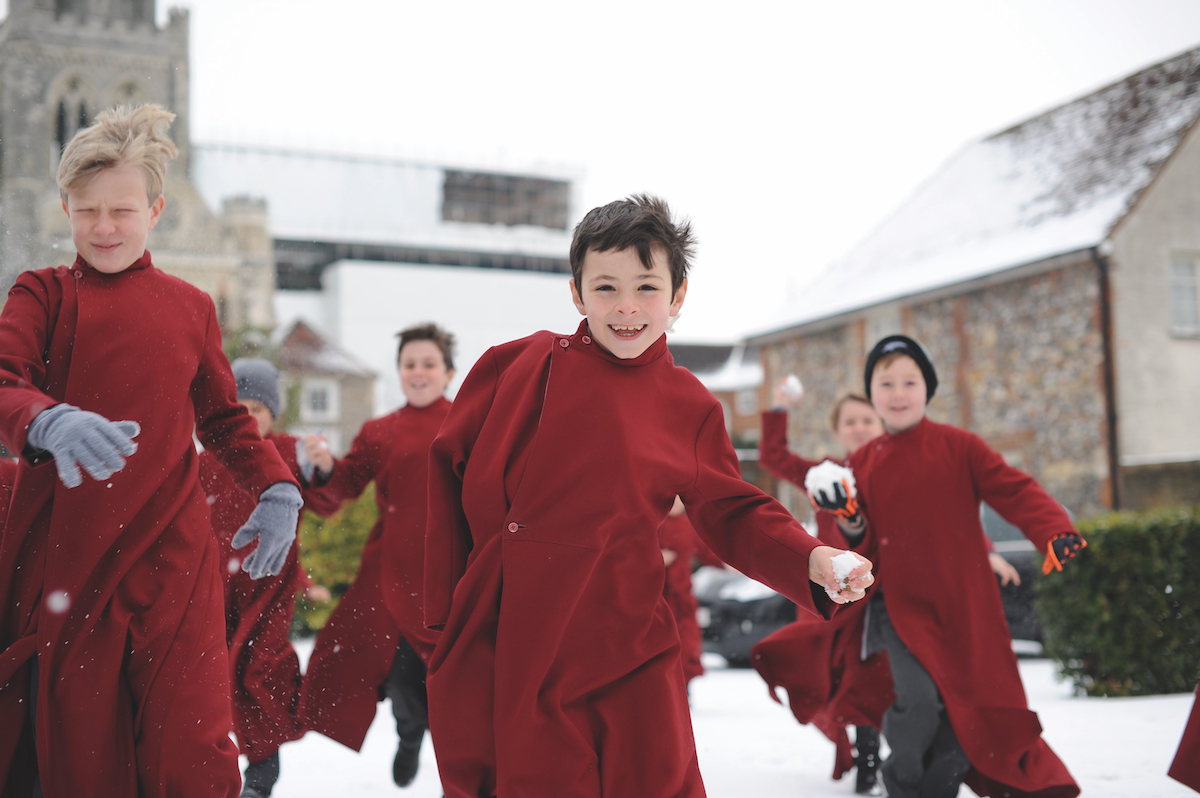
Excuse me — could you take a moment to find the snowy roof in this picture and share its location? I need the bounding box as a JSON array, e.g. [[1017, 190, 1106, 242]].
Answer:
[[191, 143, 576, 259], [690, 345, 764, 393], [754, 45, 1200, 339], [279, 320, 376, 378]]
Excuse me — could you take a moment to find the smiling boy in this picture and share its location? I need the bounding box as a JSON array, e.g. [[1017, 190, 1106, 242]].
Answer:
[[423, 195, 874, 798], [298, 323, 456, 790], [0, 105, 300, 798], [814, 335, 1082, 798]]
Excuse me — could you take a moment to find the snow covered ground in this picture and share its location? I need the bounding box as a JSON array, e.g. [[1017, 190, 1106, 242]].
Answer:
[[271, 641, 1195, 797]]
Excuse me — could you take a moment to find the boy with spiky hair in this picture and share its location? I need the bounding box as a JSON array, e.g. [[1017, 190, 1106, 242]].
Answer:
[[0, 105, 300, 798], [424, 194, 874, 798], [812, 335, 1082, 798]]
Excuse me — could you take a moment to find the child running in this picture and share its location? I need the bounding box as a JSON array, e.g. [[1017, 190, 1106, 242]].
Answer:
[[298, 323, 456, 789], [423, 194, 874, 798], [198, 358, 338, 798], [812, 334, 1081, 798], [0, 105, 300, 798]]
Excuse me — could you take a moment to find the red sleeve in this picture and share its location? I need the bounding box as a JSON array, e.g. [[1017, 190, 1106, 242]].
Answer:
[[682, 402, 834, 620], [758, 409, 822, 487], [191, 299, 296, 496], [0, 271, 64, 458], [967, 432, 1075, 552], [305, 419, 388, 513], [424, 349, 499, 630]]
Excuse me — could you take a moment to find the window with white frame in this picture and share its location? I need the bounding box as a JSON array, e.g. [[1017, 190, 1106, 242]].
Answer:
[[1170, 255, 1200, 336], [735, 388, 759, 416], [299, 378, 340, 424]]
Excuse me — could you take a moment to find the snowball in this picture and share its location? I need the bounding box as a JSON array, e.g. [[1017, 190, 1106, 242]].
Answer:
[[227, 557, 242, 575], [781, 374, 804, 400], [804, 460, 857, 499], [46, 590, 71, 614], [832, 552, 860, 585]]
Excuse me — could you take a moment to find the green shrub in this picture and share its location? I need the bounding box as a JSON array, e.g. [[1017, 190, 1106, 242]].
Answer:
[[292, 484, 379, 637], [1035, 506, 1200, 697]]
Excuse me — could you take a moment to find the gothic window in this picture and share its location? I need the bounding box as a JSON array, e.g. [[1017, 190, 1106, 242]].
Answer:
[[49, 75, 93, 171], [56, 101, 68, 154], [78, 102, 88, 131], [1170, 255, 1200, 337], [54, 0, 79, 19]]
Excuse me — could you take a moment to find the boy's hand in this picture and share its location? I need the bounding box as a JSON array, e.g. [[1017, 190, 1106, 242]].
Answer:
[[989, 552, 1021, 586], [771, 375, 805, 409], [809, 480, 860, 521], [1042, 532, 1087, 574], [305, 583, 332, 603], [302, 434, 334, 477], [232, 482, 302, 579], [808, 545, 873, 604], [27, 403, 140, 488]]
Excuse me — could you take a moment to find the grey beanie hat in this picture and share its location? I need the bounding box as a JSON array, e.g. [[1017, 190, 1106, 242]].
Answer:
[[232, 358, 281, 418]]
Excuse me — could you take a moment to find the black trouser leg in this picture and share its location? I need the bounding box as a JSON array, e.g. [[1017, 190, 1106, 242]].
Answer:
[[30, 655, 42, 798], [876, 602, 968, 798], [383, 638, 429, 752], [243, 751, 280, 797], [855, 725, 880, 793]]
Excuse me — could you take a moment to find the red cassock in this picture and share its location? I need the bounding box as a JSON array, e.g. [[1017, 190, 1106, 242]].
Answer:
[[424, 322, 834, 798], [0, 459, 14, 523], [752, 410, 894, 779], [840, 417, 1079, 798], [199, 431, 339, 762], [657, 513, 704, 683], [1170, 685, 1200, 792], [0, 254, 296, 798], [298, 397, 451, 750]]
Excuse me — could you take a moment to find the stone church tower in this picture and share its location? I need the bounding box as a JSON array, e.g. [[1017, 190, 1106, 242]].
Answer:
[[0, 0, 276, 331]]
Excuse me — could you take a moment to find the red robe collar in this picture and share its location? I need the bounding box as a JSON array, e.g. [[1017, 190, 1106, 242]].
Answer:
[[72, 249, 154, 275], [573, 320, 670, 368]]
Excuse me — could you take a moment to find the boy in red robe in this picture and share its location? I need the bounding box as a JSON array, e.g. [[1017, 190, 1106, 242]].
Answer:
[[811, 335, 1082, 798], [423, 195, 875, 798], [299, 323, 455, 789], [0, 105, 300, 797], [199, 358, 337, 798]]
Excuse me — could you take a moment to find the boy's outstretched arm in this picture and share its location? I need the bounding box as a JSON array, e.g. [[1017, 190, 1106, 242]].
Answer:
[[682, 403, 873, 618], [0, 272, 65, 458]]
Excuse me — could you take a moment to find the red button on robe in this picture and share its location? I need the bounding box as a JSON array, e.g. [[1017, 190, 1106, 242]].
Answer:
[[424, 322, 835, 798], [841, 417, 1079, 798], [199, 430, 339, 763], [298, 397, 451, 750], [0, 255, 297, 798], [752, 409, 894, 779]]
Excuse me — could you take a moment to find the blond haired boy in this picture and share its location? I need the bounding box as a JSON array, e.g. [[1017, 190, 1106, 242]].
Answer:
[[0, 105, 301, 798]]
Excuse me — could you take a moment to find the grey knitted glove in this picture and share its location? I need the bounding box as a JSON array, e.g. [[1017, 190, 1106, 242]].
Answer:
[[231, 481, 302, 579], [27, 403, 140, 488]]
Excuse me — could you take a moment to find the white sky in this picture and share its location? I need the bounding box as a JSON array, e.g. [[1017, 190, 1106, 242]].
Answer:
[[6, 0, 1200, 340]]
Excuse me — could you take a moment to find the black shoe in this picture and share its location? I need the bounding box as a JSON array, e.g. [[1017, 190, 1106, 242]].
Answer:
[[242, 751, 280, 798], [393, 742, 421, 787]]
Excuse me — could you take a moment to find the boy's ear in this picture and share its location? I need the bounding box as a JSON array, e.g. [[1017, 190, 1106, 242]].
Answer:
[[670, 277, 688, 315], [148, 195, 165, 230], [569, 278, 587, 316]]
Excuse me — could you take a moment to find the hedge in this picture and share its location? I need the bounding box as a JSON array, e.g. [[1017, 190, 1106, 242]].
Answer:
[[1035, 506, 1200, 697], [292, 484, 379, 636]]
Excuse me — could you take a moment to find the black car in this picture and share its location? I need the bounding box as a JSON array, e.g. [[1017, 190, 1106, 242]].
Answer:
[[694, 503, 1050, 667]]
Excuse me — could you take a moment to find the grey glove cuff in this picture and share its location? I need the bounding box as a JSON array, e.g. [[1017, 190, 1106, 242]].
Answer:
[[26, 403, 76, 451]]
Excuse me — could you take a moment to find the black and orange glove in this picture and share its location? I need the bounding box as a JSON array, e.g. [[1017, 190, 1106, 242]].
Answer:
[[810, 479, 860, 521], [1042, 532, 1087, 574]]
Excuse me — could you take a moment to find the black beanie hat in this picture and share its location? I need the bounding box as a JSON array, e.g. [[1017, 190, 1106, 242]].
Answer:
[[864, 335, 938, 401], [232, 358, 281, 419]]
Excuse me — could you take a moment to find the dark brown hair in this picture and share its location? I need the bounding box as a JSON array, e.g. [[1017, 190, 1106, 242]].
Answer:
[[829, 393, 875, 431], [569, 194, 695, 296], [396, 322, 456, 371]]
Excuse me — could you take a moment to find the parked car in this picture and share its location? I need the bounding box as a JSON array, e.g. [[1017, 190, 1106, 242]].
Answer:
[[693, 502, 1055, 666]]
